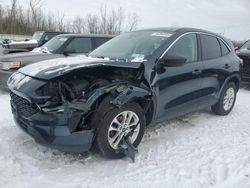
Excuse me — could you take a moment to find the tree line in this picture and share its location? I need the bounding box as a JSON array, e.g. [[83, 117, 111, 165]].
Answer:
[[0, 0, 139, 36]]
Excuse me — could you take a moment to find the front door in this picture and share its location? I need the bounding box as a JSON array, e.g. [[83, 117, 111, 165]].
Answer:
[[152, 33, 203, 122]]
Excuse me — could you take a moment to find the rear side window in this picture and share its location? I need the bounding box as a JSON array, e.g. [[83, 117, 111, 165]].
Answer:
[[94, 38, 111, 48], [200, 34, 221, 60], [219, 40, 230, 56], [167, 33, 198, 63], [65, 37, 92, 53]]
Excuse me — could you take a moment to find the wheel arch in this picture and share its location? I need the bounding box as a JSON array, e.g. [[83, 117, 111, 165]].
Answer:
[[228, 75, 240, 91], [132, 97, 154, 126], [219, 73, 241, 97]]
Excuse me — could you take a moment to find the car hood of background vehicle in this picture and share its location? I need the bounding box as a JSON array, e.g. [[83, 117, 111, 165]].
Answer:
[[0, 52, 62, 67], [2, 42, 38, 50], [18, 56, 142, 80], [236, 49, 250, 57]]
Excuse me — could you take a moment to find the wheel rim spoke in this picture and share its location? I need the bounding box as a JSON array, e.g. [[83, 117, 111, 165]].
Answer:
[[109, 132, 120, 143], [113, 134, 124, 148], [108, 110, 140, 150], [126, 112, 134, 125], [112, 119, 122, 127], [109, 124, 119, 131], [223, 87, 235, 111]]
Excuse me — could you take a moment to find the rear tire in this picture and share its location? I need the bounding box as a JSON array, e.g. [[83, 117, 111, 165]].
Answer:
[[91, 96, 146, 159], [211, 82, 237, 115]]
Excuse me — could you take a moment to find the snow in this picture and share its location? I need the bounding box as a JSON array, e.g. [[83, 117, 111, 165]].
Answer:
[[1, 85, 250, 188], [9, 39, 38, 45]]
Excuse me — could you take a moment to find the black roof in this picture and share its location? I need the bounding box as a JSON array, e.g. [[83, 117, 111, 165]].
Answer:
[[136, 27, 220, 36], [136, 27, 233, 47]]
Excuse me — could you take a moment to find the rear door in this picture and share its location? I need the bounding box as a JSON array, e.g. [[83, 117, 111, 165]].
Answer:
[[198, 34, 232, 108]]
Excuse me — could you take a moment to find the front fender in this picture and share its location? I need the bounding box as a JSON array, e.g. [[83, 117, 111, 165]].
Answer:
[[112, 85, 151, 106], [84, 82, 151, 110]]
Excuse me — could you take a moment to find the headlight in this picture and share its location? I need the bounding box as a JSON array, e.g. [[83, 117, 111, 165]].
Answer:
[[0, 61, 21, 70]]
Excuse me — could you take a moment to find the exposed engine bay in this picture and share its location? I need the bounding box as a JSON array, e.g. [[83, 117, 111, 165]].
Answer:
[[36, 67, 142, 107]]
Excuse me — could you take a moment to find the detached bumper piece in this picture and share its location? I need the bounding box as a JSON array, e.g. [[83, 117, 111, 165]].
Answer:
[[10, 92, 94, 153]]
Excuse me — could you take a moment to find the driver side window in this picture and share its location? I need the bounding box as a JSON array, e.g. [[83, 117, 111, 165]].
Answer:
[[167, 33, 198, 63]]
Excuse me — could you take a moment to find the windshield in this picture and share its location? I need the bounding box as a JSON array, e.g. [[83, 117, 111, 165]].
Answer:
[[89, 31, 172, 62], [240, 40, 250, 50], [40, 36, 69, 53], [32, 32, 44, 41]]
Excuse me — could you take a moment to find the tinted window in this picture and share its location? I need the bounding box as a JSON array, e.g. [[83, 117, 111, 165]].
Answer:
[[219, 40, 230, 56], [167, 33, 198, 63], [44, 33, 58, 41], [41, 36, 69, 53], [32, 32, 43, 41], [94, 38, 111, 48], [65, 37, 92, 53], [201, 34, 221, 60]]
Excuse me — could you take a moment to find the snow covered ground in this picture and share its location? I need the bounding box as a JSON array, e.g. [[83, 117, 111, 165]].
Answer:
[[1, 85, 250, 188]]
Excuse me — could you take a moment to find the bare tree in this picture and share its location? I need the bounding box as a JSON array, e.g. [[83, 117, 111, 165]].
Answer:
[[127, 13, 139, 31], [0, 1, 140, 36], [72, 16, 85, 33], [85, 14, 99, 34], [56, 13, 66, 32], [8, 0, 18, 34], [29, 0, 44, 29]]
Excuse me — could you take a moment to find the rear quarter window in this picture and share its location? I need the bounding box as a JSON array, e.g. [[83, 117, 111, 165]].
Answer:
[[219, 39, 230, 56], [200, 34, 221, 60]]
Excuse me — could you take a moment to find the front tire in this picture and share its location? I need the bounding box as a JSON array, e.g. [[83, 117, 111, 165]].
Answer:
[[92, 97, 146, 159], [211, 82, 237, 115]]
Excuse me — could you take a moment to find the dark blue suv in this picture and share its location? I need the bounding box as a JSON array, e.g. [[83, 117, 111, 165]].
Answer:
[[8, 28, 241, 159]]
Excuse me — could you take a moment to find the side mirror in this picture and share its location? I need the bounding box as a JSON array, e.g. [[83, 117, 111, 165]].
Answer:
[[154, 55, 186, 74], [160, 55, 186, 67]]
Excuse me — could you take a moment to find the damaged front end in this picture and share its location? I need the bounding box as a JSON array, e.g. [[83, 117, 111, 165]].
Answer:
[[7, 65, 151, 153]]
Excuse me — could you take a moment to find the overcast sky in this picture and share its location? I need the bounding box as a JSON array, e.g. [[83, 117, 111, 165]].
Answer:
[[1, 0, 250, 40]]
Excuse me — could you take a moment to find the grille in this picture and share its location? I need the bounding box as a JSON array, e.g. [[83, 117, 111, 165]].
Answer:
[[10, 92, 39, 117]]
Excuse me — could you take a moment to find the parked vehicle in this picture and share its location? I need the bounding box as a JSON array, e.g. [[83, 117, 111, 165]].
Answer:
[[8, 28, 241, 160], [0, 31, 67, 54], [236, 40, 250, 81], [0, 34, 113, 88]]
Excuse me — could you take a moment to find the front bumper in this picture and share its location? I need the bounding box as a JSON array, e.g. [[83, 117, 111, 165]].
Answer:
[[11, 101, 94, 153], [0, 69, 14, 89]]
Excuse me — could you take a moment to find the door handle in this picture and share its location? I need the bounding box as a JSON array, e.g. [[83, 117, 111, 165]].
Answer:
[[192, 69, 202, 75], [224, 64, 231, 69]]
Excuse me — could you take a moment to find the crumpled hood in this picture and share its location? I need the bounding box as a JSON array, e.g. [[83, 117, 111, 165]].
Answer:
[[18, 56, 142, 80]]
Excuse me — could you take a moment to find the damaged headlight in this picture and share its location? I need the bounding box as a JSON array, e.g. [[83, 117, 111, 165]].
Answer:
[[0, 61, 21, 70], [35, 81, 62, 107]]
